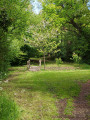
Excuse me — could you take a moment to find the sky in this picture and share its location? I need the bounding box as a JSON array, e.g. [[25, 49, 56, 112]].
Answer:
[[31, 0, 42, 14], [87, 1, 90, 10]]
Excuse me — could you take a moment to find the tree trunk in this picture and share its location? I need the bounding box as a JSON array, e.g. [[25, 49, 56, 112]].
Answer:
[[44, 54, 45, 70]]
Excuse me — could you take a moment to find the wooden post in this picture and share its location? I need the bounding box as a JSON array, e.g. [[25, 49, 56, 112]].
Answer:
[[39, 59, 41, 68], [29, 59, 30, 70], [27, 59, 30, 70], [27, 60, 28, 70], [44, 54, 45, 70]]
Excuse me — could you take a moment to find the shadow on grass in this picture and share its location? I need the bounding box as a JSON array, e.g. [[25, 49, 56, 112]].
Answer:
[[13, 71, 84, 99]]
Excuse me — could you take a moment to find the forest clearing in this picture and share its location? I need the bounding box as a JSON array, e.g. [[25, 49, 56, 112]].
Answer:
[[0, 0, 90, 120]]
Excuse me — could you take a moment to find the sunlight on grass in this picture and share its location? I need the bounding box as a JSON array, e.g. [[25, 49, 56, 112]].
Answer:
[[16, 91, 58, 120]]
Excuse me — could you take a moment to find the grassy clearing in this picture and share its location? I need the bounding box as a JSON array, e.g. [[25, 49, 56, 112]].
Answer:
[[0, 63, 90, 120]]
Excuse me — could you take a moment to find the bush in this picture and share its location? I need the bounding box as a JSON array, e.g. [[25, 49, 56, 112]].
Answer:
[[0, 72, 8, 81], [0, 95, 19, 120], [56, 58, 63, 66], [72, 53, 81, 64]]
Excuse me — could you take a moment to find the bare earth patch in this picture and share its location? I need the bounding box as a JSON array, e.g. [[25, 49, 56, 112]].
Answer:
[[72, 80, 90, 120], [56, 98, 67, 119], [46, 66, 77, 70], [56, 80, 90, 120]]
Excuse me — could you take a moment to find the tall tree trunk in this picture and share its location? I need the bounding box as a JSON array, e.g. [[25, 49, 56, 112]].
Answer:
[[44, 53, 45, 70]]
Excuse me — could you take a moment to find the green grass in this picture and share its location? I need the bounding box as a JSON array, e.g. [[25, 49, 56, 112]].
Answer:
[[86, 94, 90, 105], [64, 98, 74, 115], [0, 93, 19, 120], [0, 63, 90, 120], [74, 63, 90, 69]]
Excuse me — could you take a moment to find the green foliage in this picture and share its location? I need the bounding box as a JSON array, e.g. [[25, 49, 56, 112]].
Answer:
[[42, 0, 90, 64], [0, 33, 24, 78], [1, 0, 90, 81], [9, 39, 24, 60], [29, 19, 61, 69], [72, 53, 81, 64], [0, 72, 8, 81], [10, 44, 40, 66], [0, 0, 31, 76], [29, 19, 60, 55], [56, 58, 63, 66], [0, 94, 19, 120], [0, 32, 10, 79]]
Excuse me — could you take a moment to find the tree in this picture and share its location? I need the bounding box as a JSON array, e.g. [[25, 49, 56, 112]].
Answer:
[[29, 20, 60, 69], [0, 0, 31, 79], [42, 0, 90, 64]]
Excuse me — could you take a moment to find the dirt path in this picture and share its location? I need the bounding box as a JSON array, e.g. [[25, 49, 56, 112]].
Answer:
[[72, 80, 90, 120], [46, 66, 76, 70], [56, 80, 90, 120]]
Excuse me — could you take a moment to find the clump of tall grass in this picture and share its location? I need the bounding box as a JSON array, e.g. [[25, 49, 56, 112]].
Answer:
[[0, 94, 19, 120]]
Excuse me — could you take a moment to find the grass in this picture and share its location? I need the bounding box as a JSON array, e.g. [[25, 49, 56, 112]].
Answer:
[[0, 63, 90, 120], [0, 93, 19, 120], [73, 63, 90, 69], [86, 94, 90, 105], [64, 98, 74, 115]]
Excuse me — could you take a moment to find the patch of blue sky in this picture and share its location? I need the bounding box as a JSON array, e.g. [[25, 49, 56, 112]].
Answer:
[[31, 0, 42, 14], [87, 1, 90, 10]]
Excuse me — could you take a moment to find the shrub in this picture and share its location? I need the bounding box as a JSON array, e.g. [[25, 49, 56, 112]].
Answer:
[[72, 53, 81, 64], [0, 95, 19, 120], [56, 58, 63, 66], [0, 72, 8, 81]]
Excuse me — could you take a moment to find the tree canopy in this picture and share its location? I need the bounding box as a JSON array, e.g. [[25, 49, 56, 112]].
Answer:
[[42, 0, 90, 63]]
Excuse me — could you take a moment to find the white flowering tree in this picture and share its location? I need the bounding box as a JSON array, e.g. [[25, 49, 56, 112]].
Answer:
[[29, 20, 60, 69]]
